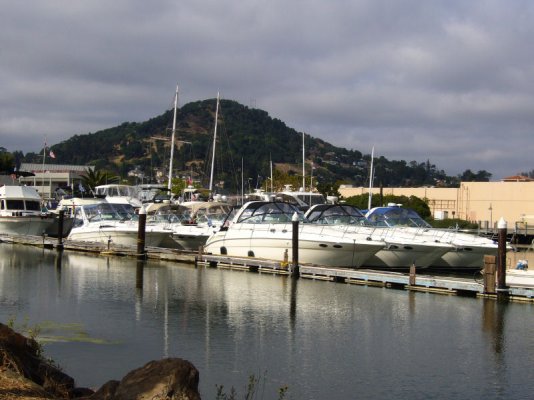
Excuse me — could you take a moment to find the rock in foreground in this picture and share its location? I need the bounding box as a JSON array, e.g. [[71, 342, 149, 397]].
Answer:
[[87, 358, 200, 400], [0, 322, 201, 399]]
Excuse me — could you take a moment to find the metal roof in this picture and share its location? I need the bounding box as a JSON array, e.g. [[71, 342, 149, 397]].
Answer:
[[20, 163, 94, 173]]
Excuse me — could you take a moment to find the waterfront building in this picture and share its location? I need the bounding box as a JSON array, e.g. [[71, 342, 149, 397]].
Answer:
[[17, 163, 94, 201], [339, 177, 534, 231]]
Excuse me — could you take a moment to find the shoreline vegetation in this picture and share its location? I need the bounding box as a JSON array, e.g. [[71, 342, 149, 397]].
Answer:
[[0, 321, 289, 400]]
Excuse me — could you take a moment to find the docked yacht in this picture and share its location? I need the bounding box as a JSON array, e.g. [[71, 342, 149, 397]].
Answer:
[[305, 204, 452, 269], [203, 201, 385, 268], [94, 184, 143, 209], [0, 185, 55, 236], [62, 199, 172, 247], [365, 205, 499, 270], [171, 201, 232, 250]]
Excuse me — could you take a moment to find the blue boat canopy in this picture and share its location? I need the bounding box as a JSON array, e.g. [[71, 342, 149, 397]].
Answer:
[[365, 206, 431, 228]]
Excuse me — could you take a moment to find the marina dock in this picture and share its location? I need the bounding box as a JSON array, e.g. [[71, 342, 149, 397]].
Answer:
[[2, 233, 534, 302]]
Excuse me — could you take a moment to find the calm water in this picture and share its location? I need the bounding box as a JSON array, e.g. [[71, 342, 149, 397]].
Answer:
[[1, 243, 533, 400]]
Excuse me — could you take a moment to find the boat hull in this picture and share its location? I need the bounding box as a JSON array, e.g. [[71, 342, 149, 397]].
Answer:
[[204, 224, 383, 268], [365, 242, 453, 269], [505, 270, 534, 288], [68, 224, 171, 247], [433, 245, 499, 269], [0, 215, 56, 236], [172, 224, 219, 251]]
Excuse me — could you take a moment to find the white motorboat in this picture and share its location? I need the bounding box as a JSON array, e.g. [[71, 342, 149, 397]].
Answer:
[[63, 199, 172, 247], [305, 204, 452, 269], [204, 201, 385, 268], [365, 205, 499, 270], [171, 201, 232, 250], [505, 268, 534, 288], [0, 185, 55, 236], [94, 184, 143, 209]]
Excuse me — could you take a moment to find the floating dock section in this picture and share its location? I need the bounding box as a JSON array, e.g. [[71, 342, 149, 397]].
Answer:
[[199, 254, 534, 302]]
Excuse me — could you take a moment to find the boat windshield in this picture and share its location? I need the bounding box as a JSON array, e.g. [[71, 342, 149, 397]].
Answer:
[[366, 207, 431, 228], [149, 205, 191, 223], [306, 205, 370, 225], [83, 203, 136, 222], [237, 202, 304, 224], [194, 204, 232, 225]]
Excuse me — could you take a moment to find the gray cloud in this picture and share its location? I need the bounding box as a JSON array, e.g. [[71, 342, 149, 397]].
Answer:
[[1, 0, 533, 179]]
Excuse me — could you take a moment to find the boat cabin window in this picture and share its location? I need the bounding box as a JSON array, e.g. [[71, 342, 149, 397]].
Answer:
[[6, 200, 24, 210], [25, 200, 41, 211]]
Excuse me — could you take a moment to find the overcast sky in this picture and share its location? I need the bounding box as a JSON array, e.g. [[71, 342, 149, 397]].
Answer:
[[1, 1, 533, 180]]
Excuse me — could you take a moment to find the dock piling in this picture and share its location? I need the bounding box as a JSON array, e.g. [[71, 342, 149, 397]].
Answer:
[[137, 206, 147, 260], [409, 263, 416, 286], [291, 212, 300, 279], [56, 210, 64, 251], [483, 255, 496, 294], [497, 217, 509, 300]]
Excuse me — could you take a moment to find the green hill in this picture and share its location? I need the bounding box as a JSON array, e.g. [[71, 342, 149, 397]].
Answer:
[[20, 98, 488, 190]]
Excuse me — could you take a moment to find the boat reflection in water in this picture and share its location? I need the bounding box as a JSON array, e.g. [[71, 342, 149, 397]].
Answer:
[[1, 243, 534, 400]]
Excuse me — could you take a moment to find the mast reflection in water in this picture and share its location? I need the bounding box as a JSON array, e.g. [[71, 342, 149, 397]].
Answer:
[[1, 243, 534, 399]]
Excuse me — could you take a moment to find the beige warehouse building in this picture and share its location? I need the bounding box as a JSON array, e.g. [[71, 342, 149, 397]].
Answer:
[[339, 176, 534, 231]]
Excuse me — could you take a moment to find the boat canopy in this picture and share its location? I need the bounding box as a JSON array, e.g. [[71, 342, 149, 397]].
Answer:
[[305, 204, 370, 225], [365, 206, 431, 228], [235, 201, 305, 224], [79, 202, 136, 222]]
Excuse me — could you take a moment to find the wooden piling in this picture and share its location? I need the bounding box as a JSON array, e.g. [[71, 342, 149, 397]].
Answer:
[[409, 263, 416, 286], [497, 217, 507, 291], [137, 206, 147, 260], [483, 255, 496, 294], [497, 217, 509, 301], [291, 212, 300, 279], [56, 209, 64, 251]]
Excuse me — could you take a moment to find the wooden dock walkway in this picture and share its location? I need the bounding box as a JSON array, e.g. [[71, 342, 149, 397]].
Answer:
[[2, 233, 534, 303], [0, 233, 198, 263], [200, 254, 534, 302]]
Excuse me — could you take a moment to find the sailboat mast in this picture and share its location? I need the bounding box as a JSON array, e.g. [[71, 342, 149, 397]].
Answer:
[[270, 156, 273, 193], [209, 92, 220, 193], [368, 146, 375, 210], [167, 85, 179, 190], [302, 132, 305, 190], [41, 138, 46, 197]]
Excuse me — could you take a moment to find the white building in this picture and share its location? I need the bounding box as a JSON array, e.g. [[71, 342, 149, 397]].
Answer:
[[17, 163, 94, 200]]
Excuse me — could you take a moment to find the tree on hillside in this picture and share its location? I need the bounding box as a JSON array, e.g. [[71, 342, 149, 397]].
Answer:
[[459, 169, 492, 182]]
